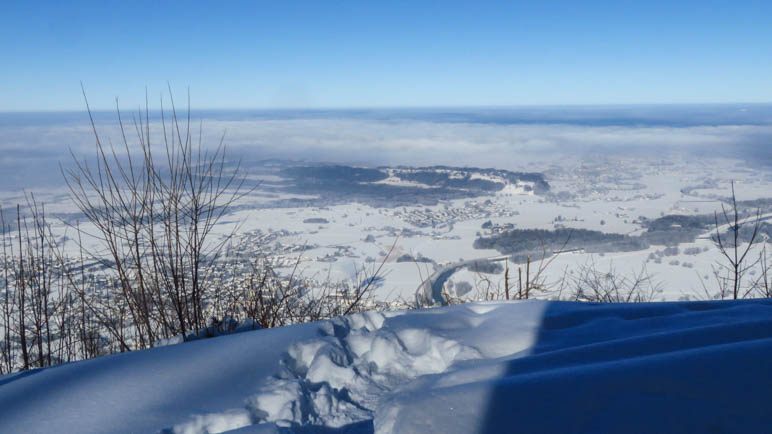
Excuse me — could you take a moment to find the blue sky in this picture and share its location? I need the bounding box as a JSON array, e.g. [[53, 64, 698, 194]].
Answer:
[[2, 0, 771, 111]]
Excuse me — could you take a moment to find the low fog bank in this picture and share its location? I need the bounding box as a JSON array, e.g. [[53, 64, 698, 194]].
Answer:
[[1, 104, 771, 190]]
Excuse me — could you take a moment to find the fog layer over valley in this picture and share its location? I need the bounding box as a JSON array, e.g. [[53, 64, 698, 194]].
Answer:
[[3, 104, 772, 189]]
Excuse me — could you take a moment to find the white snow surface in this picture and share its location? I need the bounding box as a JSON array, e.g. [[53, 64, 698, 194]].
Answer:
[[1, 299, 771, 433]]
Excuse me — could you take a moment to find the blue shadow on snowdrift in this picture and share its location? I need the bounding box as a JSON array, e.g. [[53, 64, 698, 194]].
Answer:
[[477, 298, 772, 433], [0, 368, 42, 387]]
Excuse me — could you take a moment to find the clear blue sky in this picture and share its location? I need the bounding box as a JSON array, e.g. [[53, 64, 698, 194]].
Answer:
[[2, 0, 771, 111]]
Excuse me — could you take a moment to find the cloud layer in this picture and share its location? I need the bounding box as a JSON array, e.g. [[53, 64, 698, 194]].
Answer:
[[1, 107, 771, 190]]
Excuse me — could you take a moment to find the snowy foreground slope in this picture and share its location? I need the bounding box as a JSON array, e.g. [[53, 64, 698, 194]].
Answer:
[[1, 300, 771, 433]]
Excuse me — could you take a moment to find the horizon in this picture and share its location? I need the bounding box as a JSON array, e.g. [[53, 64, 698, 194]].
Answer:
[[4, 101, 772, 114]]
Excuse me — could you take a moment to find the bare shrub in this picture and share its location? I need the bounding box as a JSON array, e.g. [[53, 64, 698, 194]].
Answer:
[[750, 245, 771, 298], [0, 199, 79, 372], [0, 88, 393, 373], [62, 87, 250, 346], [219, 251, 389, 329], [568, 260, 660, 303], [712, 181, 762, 300]]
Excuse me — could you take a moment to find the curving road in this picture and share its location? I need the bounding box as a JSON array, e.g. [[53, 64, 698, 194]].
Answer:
[[415, 255, 510, 307], [697, 211, 772, 240]]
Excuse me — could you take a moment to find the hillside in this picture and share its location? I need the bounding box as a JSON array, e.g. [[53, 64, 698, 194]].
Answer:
[[1, 299, 770, 433]]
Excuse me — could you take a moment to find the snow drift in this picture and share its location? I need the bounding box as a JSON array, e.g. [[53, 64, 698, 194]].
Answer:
[[1, 299, 771, 433]]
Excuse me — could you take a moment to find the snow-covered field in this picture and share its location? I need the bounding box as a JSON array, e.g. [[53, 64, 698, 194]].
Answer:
[[3, 154, 770, 305], [1, 298, 770, 433], [213, 155, 772, 303]]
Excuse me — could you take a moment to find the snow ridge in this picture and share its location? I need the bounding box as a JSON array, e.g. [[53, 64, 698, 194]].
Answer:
[[170, 310, 481, 433], [8, 300, 769, 433]]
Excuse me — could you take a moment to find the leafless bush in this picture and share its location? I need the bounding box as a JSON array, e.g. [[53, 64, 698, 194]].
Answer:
[[749, 245, 771, 298], [568, 260, 660, 303], [446, 231, 573, 304], [712, 181, 762, 300], [0, 204, 391, 373], [62, 86, 250, 347], [443, 257, 562, 305], [215, 250, 390, 330], [0, 199, 82, 373], [0, 88, 392, 373]]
